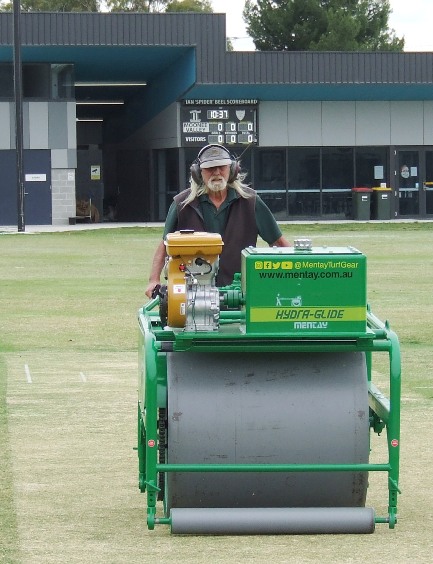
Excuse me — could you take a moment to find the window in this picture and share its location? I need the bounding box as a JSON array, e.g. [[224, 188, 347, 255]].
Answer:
[[0, 63, 74, 100], [287, 148, 320, 217], [256, 150, 285, 186], [322, 148, 353, 218], [0, 65, 13, 98], [254, 149, 286, 218], [322, 147, 354, 189], [355, 147, 388, 188], [51, 64, 74, 99], [23, 64, 51, 98]]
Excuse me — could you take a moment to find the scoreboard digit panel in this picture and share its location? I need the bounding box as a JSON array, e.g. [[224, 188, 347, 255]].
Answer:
[[181, 103, 258, 147]]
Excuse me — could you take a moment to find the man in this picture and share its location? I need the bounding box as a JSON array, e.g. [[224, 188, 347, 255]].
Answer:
[[145, 144, 290, 297]]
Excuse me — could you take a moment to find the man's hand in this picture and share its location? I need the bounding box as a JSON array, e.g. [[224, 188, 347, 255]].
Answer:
[[272, 235, 291, 247], [145, 240, 167, 299], [145, 281, 160, 299]]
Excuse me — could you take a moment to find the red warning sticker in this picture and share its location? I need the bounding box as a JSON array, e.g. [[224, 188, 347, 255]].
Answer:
[[391, 439, 399, 447], [148, 439, 156, 447]]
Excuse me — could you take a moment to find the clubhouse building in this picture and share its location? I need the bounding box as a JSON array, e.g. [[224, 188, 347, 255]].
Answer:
[[1, 11, 433, 225]]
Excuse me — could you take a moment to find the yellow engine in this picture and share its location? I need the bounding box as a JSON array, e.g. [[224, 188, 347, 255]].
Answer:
[[164, 230, 223, 329]]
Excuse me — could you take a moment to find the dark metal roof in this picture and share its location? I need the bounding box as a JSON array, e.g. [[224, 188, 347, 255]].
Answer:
[[222, 51, 433, 85], [0, 11, 222, 47]]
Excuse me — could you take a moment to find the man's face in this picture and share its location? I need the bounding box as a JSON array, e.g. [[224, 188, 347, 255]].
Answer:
[[201, 164, 230, 192]]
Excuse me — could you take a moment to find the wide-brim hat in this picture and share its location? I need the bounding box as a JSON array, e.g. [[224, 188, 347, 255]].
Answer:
[[199, 145, 232, 169]]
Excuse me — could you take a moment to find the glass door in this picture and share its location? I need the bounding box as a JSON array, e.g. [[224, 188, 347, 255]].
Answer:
[[396, 150, 420, 216], [396, 148, 433, 217], [423, 150, 433, 216]]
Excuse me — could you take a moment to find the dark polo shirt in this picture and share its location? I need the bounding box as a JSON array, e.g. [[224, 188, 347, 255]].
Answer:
[[163, 187, 282, 285]]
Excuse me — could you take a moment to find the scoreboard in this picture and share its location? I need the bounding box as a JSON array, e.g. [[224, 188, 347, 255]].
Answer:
[[181, 100, 258, 147]]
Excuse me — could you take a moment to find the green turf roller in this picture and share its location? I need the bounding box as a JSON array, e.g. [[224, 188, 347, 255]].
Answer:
[[170, 507, 375, 535], [138, 234, 402, 533]]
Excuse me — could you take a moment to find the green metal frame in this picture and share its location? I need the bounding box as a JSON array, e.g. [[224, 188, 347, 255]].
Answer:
[[137, 298, 401, 531]]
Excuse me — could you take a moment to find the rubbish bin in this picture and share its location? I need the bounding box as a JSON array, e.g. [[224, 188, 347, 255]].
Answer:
[[372, 187, 392, 220], [351, 187, 373, 220]]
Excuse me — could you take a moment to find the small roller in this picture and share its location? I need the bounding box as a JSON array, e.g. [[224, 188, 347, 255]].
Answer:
[[170, 507, 376, 535]]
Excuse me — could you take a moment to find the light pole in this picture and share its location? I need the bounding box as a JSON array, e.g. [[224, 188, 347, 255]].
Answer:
[[13, 0, 25, 232]]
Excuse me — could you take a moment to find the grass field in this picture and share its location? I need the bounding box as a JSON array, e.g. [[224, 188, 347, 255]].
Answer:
[[1, 223, 432, 563]]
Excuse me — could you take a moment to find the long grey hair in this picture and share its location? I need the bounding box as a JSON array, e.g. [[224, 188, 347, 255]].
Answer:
[[181, 170, 252, 208]]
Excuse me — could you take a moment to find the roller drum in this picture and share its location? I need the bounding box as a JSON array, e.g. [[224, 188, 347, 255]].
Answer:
[[166, 352, 369, 511], [170, 507, 375, 535]]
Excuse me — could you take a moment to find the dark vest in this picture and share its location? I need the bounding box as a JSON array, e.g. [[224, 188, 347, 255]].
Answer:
[[173, 187, 258, 286]]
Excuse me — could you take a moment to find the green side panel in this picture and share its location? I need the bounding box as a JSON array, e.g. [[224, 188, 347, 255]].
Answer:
[[138, 312, 167, 410], [241, 247, 367, 336]]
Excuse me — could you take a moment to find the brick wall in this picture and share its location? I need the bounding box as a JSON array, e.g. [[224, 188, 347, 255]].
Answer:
[[51, 169, 76, 225]]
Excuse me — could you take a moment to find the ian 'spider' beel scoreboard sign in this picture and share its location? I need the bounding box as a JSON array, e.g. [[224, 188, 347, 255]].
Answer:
[[181, 100, 258, 147]]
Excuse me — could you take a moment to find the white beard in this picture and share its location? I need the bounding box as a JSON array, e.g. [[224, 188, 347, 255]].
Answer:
[[206, 177, 227, 192]]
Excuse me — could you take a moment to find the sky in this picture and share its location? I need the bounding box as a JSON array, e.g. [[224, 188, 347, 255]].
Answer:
[[210, 0, 433, 52]]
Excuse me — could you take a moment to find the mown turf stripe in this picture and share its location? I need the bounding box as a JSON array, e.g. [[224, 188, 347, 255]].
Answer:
[[0, 355, 20, 564]]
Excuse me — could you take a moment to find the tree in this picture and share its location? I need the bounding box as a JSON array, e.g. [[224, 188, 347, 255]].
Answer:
[[165, 0, 212, 12], [107, 0, 212, 12], [106, 0, 168, 11], [0, 0, 213, 13], [243, 0, 404, 52], [0, 0, 100, 10]]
